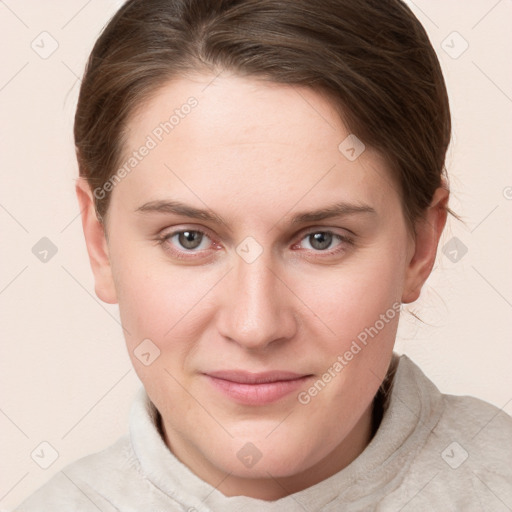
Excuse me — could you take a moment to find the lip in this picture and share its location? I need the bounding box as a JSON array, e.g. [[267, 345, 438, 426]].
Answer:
[[204, 370, 313, 405]]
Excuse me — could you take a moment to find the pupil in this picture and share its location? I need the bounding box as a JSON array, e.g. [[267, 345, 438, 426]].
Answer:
[[311, 232, 332, 250], [179, 231, 202, 249]]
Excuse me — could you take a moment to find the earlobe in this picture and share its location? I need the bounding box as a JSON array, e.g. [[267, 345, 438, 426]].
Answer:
[[75, 178, 118, 304], [401, 186, 449, 304]]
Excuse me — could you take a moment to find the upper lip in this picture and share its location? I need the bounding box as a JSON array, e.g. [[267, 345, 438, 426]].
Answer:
[[205, 370, 310, 384]]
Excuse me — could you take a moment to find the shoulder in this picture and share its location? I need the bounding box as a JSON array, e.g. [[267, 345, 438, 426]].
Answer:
[[15, 436, 146, 511], [422, 372, 512, 472], [393, 356, 512, 510], [434, 392, 512, 478], [15, 387, 184, 511], [440, 392, 512, 447], [413, 395, 512, 510], [394, 354, 512, 454]]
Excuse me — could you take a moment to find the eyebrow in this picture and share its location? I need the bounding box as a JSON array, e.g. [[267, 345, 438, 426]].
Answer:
[[290, 202, 376, 224], [135, 199, 376, 226], [136, 200, 225, 224]]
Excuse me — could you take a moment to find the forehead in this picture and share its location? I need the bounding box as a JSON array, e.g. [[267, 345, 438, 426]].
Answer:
[[129, 72, 345, 142], [113, 73, 401, 221]]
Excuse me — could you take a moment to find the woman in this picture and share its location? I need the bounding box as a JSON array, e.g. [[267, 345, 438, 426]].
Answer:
[[17, 0, 512, 510]]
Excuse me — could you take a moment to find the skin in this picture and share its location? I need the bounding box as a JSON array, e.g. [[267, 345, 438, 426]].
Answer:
[[77, 72, 448, 500]]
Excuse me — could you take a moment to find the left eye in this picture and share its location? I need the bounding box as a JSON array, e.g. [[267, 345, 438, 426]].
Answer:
[[299, 231, 343, 251]]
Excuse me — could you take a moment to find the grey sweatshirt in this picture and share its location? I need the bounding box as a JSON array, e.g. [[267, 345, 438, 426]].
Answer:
[[16, 354, 512, 511]]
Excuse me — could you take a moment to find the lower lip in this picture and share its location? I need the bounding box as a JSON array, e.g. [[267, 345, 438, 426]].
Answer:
[[206, 375, 311, 405]]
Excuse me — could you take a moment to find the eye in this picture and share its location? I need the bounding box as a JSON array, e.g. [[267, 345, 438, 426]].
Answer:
[[157, 227, 353, 261], [157, 229, 218, 260], [176, 230, 209, 250], [295, 230, 353, 255], [302, 232, 336, 251]]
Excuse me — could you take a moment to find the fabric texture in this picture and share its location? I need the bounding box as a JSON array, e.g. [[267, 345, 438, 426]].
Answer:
[[16, 354, 512, 511]]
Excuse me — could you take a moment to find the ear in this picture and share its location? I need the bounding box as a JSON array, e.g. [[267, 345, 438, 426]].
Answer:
[[76, 178, 118, 304], [401, 186, 449, 304]]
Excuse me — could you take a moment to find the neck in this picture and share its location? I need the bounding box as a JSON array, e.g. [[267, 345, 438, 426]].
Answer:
[[162, 400, 375, 500]]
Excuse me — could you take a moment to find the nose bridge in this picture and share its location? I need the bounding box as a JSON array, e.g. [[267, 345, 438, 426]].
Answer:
[[219, 247, 294, 349], [238, 254, 275, 315]]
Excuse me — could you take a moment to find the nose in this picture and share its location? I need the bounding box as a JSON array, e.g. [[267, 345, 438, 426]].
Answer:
[[217, 251, 297, 351]]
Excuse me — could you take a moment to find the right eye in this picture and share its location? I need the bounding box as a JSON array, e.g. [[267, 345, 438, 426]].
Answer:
[[157, 227, 222, 261]]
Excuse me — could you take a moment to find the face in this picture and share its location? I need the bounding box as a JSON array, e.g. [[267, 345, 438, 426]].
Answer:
[[78, 72, 446, 499]]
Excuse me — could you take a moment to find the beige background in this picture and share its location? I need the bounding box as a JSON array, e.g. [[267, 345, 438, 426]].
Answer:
[[1, 0, 511, 508]]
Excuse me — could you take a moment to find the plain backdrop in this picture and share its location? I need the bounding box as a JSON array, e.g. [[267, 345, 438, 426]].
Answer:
[[1, 0, 511, 508]]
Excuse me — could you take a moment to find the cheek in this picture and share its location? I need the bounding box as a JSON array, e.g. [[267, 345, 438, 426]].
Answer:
[[112, 252, 218, 350], [302, 247, 406, 344], [113, 262, 217, 394], [294, 255, 403, 427]]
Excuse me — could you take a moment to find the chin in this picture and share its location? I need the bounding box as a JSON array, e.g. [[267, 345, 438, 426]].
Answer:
[[221, 453, 308, 480]]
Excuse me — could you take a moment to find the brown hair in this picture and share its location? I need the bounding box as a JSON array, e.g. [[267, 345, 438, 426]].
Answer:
[[74, 0, 451, 228]]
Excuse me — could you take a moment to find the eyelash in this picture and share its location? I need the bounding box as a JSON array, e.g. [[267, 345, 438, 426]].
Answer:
[[156, 227, 354, 261]]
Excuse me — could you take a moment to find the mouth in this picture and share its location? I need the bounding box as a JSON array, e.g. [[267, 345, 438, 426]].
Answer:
[[204, 370, 313, 405]]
